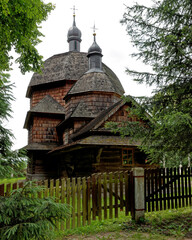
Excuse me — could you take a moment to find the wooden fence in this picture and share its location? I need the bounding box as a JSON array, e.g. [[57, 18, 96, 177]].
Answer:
[[0, 171, 133, 230], [145, 167, 192, 212], [1, 167, 192, 230]]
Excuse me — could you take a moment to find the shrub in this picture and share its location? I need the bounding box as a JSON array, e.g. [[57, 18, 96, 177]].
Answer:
[[0, 182, 70, 240]]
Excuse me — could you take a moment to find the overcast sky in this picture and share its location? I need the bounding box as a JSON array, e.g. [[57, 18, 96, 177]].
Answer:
[[7, 0, 153, 150]]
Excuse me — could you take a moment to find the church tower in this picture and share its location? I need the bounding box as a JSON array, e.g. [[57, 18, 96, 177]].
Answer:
[[67, 7, 82, 52], [24, 9, 145, 180]]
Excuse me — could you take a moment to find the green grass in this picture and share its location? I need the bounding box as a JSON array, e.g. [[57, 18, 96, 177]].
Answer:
[[56, 207, 192, 240]]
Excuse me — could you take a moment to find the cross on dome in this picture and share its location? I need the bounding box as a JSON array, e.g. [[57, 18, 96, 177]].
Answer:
[[71, 5, 78, 16], [91, 23, 98, 36]]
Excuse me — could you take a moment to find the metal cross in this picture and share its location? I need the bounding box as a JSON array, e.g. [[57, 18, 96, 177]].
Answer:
[[91, 23, 98, 35], [71, 5, 78, 16]]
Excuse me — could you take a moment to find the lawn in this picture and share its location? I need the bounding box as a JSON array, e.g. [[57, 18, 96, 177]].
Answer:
[[56, 207, 192, 240]]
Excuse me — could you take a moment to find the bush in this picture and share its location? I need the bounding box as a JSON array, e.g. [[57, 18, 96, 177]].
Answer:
[[0, 182, 70, 240]]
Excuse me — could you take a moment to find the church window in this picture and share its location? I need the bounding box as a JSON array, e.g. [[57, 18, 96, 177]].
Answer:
[[122, 148, 134, 165], [74, 41, 77, 50]]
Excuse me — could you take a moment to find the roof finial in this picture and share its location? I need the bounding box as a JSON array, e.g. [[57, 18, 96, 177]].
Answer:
[[71, 5, 77, 16], [91, 23, 98, 41]]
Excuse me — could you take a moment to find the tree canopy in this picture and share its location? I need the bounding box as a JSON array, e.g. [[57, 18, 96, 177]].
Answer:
[[109, 0, 192, 165], [0, 0, 54, 177]]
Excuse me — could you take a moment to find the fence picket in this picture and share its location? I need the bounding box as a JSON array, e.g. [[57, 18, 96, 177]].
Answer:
[[103, 173, 107, 220], [97, 174, 102, 221], [114, 172, 118, 218], [50, 179, 54, 197], [151, 170, 155, 211], [170, 168, 174, 209], [177, 167, 181, 208], [119, 172, 124, 211], [159, 168, 162, 210], [155, 170, 158, 211], [87, 176, 91, 225], [162, 168, 166, 210], [72, 178, 76, 229], [44, 179, 48, 198], [55, 179, 60, 229], [92, 174, 97, 220], [181, 168, 185, 207], [147, 170, 151, 212], [77, 177, 81, 227], [82, 177, 87, 226], [109, 172, 113, 219], [38, 180, 43, 199], [188, 168, 192, 206], [174, 168, 177, 209], [185, 168, 188, 206], [61, 178, 66, 231], [66, 178, 71, 229], [6, 183, 11, 196]]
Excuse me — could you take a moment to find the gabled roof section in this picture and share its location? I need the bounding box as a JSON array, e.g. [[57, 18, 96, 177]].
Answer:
[[24, 95, 65, 129], [31, 95, 65, 114], [71, 99, 125, 140], [71, 95, 142, 140], [71, 100, 98, 118]]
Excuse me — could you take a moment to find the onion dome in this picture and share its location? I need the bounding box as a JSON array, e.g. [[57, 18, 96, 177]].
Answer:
[[67, 14, 82, 51], [88, 34, 102, 55], [87, 29, 103, 72]]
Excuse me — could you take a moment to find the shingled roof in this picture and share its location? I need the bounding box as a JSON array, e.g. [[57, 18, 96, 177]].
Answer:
[[26, 51, 124, 97], [65, 71, 123, 98], [71, 99, 125, 140], [71, 101, 99, 118], [31, 95, 65, 114], [71, 95, 140, 140], [24, 95, 65, 129]]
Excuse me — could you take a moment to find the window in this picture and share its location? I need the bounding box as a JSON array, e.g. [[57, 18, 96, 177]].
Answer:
[[74, 41, 77, 50], [122, 148, 134, 166]]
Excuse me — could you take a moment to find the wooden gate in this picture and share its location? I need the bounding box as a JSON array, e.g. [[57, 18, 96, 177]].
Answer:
[[145, 167, 192, 212], [0, 171, 134, 230]]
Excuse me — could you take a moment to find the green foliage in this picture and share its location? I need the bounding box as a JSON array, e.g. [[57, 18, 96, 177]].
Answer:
[[115, 0, 192, 164], [0, 0, 54, 177], [0, 75, 27, 178], [0, 0, 54, 73], [0, 182, 70, 240]]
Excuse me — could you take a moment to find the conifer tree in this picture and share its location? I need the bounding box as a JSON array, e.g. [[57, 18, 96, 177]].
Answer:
[[109, 0, 192, 164], [0, 182, 70, 240]]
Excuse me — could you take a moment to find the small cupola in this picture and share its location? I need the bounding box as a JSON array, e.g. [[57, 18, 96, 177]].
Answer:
[[87, 25, 103, 72], [67, 6, 82, 52]]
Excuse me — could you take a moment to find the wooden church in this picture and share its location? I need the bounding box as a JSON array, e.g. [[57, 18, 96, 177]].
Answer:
[[24, 13, 148, 180]]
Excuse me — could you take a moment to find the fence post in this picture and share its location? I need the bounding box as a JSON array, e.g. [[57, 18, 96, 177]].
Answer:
[[132, 167, 145, 222]]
